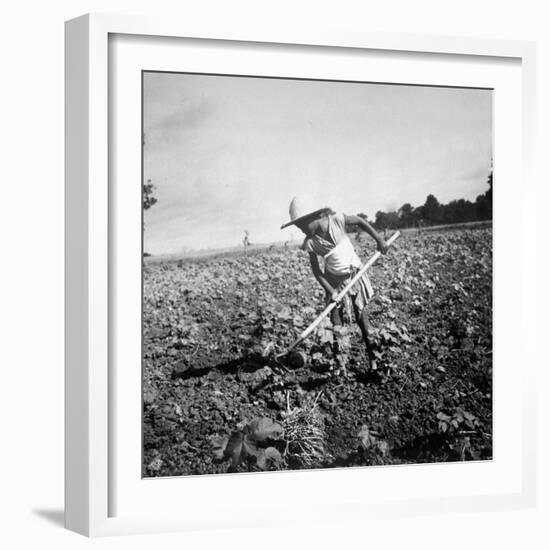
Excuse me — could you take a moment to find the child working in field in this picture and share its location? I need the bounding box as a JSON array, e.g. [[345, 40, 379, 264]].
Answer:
[[281, 196, 389, 369]]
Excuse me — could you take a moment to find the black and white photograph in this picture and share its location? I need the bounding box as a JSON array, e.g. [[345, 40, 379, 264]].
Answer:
[[142, 71, 493, 477]]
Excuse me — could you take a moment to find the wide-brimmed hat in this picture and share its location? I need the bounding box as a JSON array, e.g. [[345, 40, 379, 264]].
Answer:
[[280, 196, 332, 229]]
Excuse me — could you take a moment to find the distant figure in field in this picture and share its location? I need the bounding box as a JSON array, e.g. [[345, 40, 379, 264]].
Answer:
[[243, 230, 251, 254]]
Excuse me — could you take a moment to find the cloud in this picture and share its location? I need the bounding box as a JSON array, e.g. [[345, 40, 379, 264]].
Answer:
[[144, 96, 214, 151]]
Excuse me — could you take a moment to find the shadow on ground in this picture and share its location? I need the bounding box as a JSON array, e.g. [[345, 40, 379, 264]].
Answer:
[[33, 509, 64, 527]]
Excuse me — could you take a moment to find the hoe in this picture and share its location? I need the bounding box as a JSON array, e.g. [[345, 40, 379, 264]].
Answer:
[[277, 230, 401, 368]]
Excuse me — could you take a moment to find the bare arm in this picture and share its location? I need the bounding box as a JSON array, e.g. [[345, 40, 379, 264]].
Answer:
[[345, 214, 389, 253], [309, 253, 337, 298]]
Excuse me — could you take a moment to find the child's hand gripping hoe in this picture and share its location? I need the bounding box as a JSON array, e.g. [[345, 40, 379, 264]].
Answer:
[[277, 231, 401, 367]]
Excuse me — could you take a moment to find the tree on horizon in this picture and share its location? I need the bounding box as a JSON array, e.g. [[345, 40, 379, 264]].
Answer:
[[144, 179, 158, 211]]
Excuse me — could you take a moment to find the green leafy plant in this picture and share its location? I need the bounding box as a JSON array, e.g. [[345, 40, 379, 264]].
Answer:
[[357, 425, 390, 464], [436, 407, 479, 433], [211, 417, 284, 472]]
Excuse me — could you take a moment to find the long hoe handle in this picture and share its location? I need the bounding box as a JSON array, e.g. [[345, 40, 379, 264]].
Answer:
[[282, 231, 401, 356]]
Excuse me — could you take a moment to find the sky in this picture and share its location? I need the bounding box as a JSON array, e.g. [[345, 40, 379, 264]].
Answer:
[[143, 72, 492, 255]]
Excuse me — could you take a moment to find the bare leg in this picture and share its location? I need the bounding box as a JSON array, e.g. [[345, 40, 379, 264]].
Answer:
[[330, 305, 344, 356], [330, 306, 342, 326], [355, 306, 377, 370]]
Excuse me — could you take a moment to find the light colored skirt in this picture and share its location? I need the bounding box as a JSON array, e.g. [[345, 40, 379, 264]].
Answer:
[[324, 267, 374, 321]]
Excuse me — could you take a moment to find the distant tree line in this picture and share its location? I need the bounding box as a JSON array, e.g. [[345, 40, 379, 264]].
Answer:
[[351, 171, 492, 231]]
